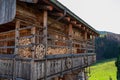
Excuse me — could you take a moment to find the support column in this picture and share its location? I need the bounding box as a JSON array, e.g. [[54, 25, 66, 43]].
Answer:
[[68, 24, 73, 54], [14, 20, 20, 54], [43, 10, 48, 80], [84, 31, 87, 41], [30, 26, 36, 80], [13, 19, 20, 80], [31, 26, 36, 58]]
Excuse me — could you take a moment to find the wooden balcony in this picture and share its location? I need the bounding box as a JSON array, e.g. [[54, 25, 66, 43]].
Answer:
[[0, 19, 96, 80], [0, 53, 95, 80]]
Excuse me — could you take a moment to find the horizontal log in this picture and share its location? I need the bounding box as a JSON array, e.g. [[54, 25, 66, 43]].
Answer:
[[18, 26, 33, 30], [38, 5, 53, 11], [75, 24, 82, 27], [48, 45, 69, 48], [0, 46, 15, 49], [18, 35, 33, 39], [47, 37, 68, 42], [50, 12, 64, 17], [0, 30, 15, 35], [63, 17, 71, 22], [0, 37, 15, 42], [70, 21, 77, 25]]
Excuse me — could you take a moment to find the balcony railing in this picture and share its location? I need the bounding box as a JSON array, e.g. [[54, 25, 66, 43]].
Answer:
[[0, 20, 96, 79], [0, 53, 96, 80]]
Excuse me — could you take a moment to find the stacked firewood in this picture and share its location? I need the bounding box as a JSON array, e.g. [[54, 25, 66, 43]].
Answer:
[[73, 31, 82, 39], [35, 44, 45, 59], [47, 47, 69, 55], [18, 38, 46, 59], [18, 38, 32, 58], [72, 48, 77, 53], [47, 47, 77, 54]]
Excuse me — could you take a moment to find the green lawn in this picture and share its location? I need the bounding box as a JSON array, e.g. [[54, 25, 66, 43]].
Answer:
[[89, 59, 117, 80]]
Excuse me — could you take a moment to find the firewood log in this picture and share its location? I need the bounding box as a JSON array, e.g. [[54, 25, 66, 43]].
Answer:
[[18, 38, 31, 58], [35, 44, 45, 59]]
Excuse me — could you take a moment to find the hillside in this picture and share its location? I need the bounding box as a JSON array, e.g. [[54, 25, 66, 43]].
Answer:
[[95, 31, 120, 60], [89, 59, 117, 80]]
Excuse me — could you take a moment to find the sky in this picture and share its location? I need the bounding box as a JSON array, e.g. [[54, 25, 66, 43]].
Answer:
[[58, 0, 120, 34]]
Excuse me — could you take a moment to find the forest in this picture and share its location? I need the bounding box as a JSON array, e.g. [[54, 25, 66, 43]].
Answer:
[[95, 31, 120, 60]]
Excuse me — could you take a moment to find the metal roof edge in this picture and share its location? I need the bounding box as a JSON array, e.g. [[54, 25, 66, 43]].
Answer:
[[50, 0, 99, 35]]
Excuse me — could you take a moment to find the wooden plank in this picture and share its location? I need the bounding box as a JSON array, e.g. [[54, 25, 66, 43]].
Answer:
[[0, 0, 16, 24]]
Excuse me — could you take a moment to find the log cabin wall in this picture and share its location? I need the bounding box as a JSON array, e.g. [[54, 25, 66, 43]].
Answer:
[[0, 1, 96, 57], [0, 1, 99, 80]]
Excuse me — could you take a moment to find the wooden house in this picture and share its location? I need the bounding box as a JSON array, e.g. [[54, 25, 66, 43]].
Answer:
[[0, 0, 99, 80]]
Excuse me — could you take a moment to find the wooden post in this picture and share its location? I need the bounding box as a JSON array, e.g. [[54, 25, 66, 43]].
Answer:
[[68, 24, 73, 54], [14, 20, 20, 54], [84, 32, 87, 41], [84, 31, 88, 54], [30, 26, 36, 80], [43, 10, 48, 80], [31, 26, 36, 58], [13, 19, 20, 80]]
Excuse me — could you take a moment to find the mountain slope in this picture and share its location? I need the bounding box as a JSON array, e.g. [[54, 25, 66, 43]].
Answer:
[[95, 31, 120, 60]]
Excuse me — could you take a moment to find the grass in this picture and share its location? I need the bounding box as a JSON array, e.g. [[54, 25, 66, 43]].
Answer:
[[89, 59, 117, 80]]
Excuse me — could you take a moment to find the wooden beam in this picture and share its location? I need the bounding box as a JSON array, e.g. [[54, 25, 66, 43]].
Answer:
[[70, 21, 77, 25], [75, 24, 82, 27], [50, 12, 64, 17], [38, 5, 53, 11], [83, 26, 86, 30], [63, 17, 71, 22], [68, 24, 73, 36]]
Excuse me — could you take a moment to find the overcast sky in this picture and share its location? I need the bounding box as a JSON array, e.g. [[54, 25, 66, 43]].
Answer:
[[58, 0, 120, 34]]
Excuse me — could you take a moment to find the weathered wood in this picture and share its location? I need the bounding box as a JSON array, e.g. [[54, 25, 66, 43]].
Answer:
[[63, 17, 71, 22], [0, 0, 16, 24], [50, 13, 64, 17], [0, 1, 97, 80], [15, 20, 20, 54], [84, 32, 87, 41], [31, 26, 36, 58], [43, 10, 48, 80], [75, 24, 82, 28], [71, 21, 77, 25], [38, 5, 53, 11]]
